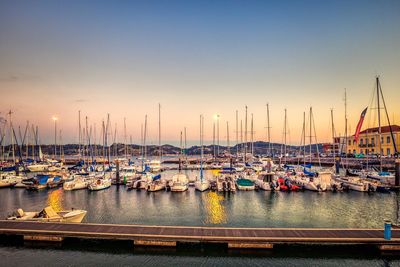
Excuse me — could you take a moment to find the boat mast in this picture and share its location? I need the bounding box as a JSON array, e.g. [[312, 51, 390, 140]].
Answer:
[[106, 114, 111, 166], [344, 89, 348, 170], [284, 108, 287, 165], [179, 130, 182, 173], [158, 103, 162, 164], [8, 111, 15, 164], [184, 126, 187, 165], [124, 117, 127, 159], [240, 119, 243, 162], [144, 115, 147, 162], [236, 110, 238, 159], [226, 121, 230, 156], [331, 109, 335, 163], [101, 119, 106, 171], [376, 77, 383, 172], [303, 111, 306, 166], [244, 106, 248, 164], [377, 77, 398, 156], [267, 103, 271, 157], [251, 113, 254, 158], [78, 110, 81, 160], [309, 107, 312, 161], [85, 116, 89, 165], [200, 115, 204, 182], [217, 115, 220, 157]]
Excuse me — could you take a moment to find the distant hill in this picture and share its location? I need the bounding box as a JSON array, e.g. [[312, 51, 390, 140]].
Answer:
[[2, 141, 324, 158]]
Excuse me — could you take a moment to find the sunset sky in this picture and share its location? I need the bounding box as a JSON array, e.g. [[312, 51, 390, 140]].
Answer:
[[0, 0, 399, 146]]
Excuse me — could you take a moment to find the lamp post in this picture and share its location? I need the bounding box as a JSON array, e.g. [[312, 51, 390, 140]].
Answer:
[[52, 116, 58, 159]]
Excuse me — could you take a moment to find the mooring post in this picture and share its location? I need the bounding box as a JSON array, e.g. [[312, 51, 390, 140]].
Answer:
[[395, 158, 400, 187], [384, 220, 392, 240]]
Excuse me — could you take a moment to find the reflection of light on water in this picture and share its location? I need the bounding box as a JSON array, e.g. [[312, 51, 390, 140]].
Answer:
[[211, 170, 221, 176], [47, 189, 64, 211], [204, 191, 227, 224]]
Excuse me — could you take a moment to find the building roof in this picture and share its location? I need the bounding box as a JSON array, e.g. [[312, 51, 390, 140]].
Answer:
[[359, 125, 400, 135]]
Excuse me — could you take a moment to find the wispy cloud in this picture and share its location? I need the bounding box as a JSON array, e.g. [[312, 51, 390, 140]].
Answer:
[[0, 74, 41, 83]]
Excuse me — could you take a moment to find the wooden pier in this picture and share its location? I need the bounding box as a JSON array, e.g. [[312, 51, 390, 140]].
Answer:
[[1, 220, 400, 249]]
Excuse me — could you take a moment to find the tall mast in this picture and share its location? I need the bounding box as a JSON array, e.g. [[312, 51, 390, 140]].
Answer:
[[244, 106, 248, 163], [140, 123, 143, 158], [102, 120, 105, 169], [344, 89, 348, 169], [284, 108, 287, 164], [309, 107, 312, 160], [240, 120, 243, 162], [217, 115, 220, 157], [85, 116, 89, 165], [236, 110, 238, 159], [8, 111, 15, 164], [226, 121, 230, 155], [106, 114, 111, 165], [144, 115, 147, 160], [251, 113, 254, 157], [267, 103, 271, 156], [377, 77, 398, 155], [158, 103, 162, 163], [179, 130, 182, 173], [331, 109, 335, 163], [184, 126, 187, 164], [78, 110, 81, 160], [200, 115, 204, 181], [376, 77, 382, 171], [303, 111, 306, 166], [124, 117, 127, 159]]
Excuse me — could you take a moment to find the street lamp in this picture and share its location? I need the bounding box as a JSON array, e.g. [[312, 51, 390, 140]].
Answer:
[[52, 116, 58, 159]]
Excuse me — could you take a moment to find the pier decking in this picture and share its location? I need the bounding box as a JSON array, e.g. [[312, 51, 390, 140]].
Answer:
[[0, 220, 400, 249]]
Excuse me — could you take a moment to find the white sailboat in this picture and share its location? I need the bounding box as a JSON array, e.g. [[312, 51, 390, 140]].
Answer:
[[63, 175, 89, 190], [195, 115, 210, 192], [170, 131, 189, 192], [255, 172, 277, 191], [146, 174, 166, 192], [88, 174, 111, 191]]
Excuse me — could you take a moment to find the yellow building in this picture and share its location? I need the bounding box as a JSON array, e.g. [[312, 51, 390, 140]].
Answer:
[[346, 125, 400, 156]]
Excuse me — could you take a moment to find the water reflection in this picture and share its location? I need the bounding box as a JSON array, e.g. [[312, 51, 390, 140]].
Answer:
[[46, 189, 64, 211], [203, 191, 227, 224]]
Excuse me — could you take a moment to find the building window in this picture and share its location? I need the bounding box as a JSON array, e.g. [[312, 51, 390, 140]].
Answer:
[[366, 149, 369, 154], [353, 149, 356, 154], [387, 136, 390, 144], [387, 148, 391, 156], [371, 138, 375, 145], [360, 149, 363, 154], [348, 140, 351, 146], [372, 149, 374, 153], [381, 137, 384, 144], [366, 138, 369, 144], [360, 139, 363, 145]]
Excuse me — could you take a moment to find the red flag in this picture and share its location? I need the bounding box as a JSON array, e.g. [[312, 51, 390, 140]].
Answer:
[[354, 107, 368, 143]]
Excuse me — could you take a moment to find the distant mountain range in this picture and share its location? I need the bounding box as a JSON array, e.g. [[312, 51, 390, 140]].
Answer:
[[2, 141, 324, 157]]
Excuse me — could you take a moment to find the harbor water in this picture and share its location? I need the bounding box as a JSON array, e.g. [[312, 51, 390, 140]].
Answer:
[[1, 170, 400, 266]]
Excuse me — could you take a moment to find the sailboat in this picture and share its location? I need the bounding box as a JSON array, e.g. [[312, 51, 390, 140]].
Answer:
[[169, 131, 189, 192], [88, 174, 111, 191], [195, 115, 210, 192]]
